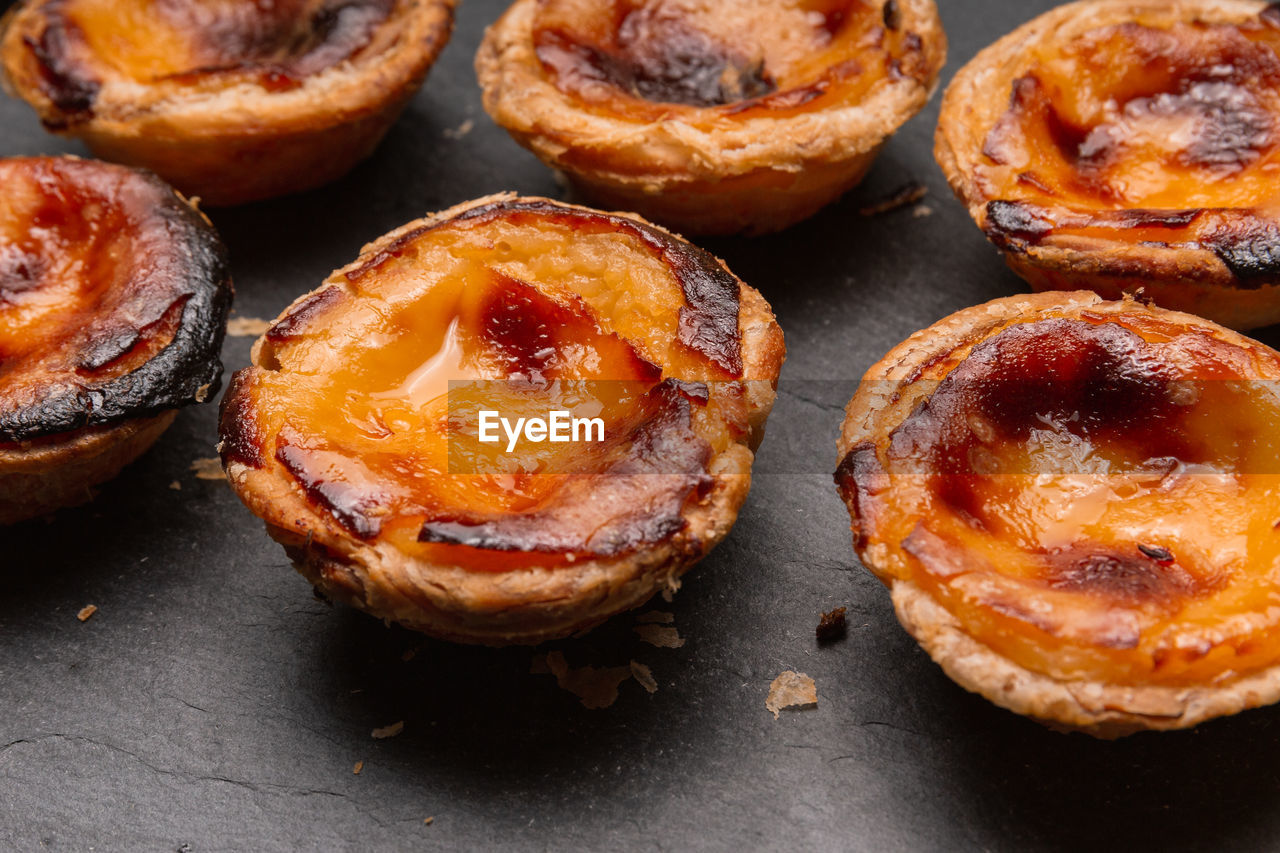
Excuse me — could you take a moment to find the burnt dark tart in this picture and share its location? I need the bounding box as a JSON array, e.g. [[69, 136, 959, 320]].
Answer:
[[219, 194, 785, 645], [0, 0, 456, 206], [0, 156, 231, 523], [477, 0, 945, 235], [837, 290, 1280, 736], [937, 0, 1280, 329]]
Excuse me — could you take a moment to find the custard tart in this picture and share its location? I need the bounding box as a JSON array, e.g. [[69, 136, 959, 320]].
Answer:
[[937, 0, 1280, 330], [219, 194, 785, 644], [0, 0, 456, 206], [477, 0, 946, 235], [836, 291, 1280, 736], [0, 156, 232, 524]]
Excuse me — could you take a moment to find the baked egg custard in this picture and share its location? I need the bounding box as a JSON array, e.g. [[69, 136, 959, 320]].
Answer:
[[0, 0, 456, 205], [477, 0, 945, 235], [220, 195, 785, 644], [0, 155, 231, 523], [836, 291, 1280, 736], [937, 0, 1280, 329]]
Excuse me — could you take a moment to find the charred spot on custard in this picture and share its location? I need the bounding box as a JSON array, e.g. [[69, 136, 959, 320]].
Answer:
[[476, 271, 662, 384], [23, 22, 100, 124], [1202, 217, 1280, 285], [534, 2, 779, 109], [886, 319, 1207, 477], [218, 373, 266, 469], [418, 380, 712, 556], [264, 285, 345, 350], [1046, 547, 1205, 606], [356, 198, 744, 376]]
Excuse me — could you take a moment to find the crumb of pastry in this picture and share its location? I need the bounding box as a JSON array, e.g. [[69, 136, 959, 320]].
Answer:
[[443, 119, 474, 140], [77, 604, 98, 622], [543, 650, 633, 709], [225, 317, 273, 337], [353, 760, 364, 775], [859, 182, 928, 216], [816, 607, 848, 644], [766, 671, 818, 719], [168, 480, 182, 491], [401, 647, 418, 662], [424, 817, 434, 826], [912, 204, 933, 218], [634, 624, 685, 648], [635, 610, 675, 624], [190, 458, 225, 480], [371, 721, 404, 739], [630, 661, 658, 694]]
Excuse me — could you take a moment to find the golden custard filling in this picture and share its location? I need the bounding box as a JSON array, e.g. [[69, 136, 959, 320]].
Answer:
[[978, 10, 1280, 273], [226, 201, 752, 572], [531, 0, 931, 122], [20, 0, 394, 111], [838, 312, 1280, 687]]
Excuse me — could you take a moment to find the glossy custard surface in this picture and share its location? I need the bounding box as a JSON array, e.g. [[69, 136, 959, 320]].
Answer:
[[837, 312, 1280, 686], [531, 0, 933, 122], [977, 9, 1280, 276], [226, 200, 753, 572]]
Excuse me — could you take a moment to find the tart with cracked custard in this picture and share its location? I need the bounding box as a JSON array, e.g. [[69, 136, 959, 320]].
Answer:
[[937, 0, 1280, 330], [0, 0, 456, 206], [219, 194, 785, 645], [476, 0, 946, 235], [0, 156, 232, 524], [836, 291, 1280, 736]]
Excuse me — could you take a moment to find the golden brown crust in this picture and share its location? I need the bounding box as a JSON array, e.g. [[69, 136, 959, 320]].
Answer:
[[0, 410, 175, 524], [836, 291, 1280, 735], [0, 0, 456, 205], [221, 194, 785, 645], [477, 0, 946, 235], [935, 0, 1280, 329]]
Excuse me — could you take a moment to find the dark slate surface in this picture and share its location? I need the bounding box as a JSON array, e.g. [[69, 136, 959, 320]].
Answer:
[[4, 1, 1280, 850]]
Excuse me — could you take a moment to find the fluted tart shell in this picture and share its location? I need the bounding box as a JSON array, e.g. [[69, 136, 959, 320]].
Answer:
[[937, 0, 1280, 329], [0, 156, 231, 523], [836, 291, 1280, 737], [477, 0, 945, 235], [219, 194, 785, 645], [0, 0, 456, 206]]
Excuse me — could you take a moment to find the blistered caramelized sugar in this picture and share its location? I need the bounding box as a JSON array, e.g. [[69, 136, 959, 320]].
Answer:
[[531, 0, 933, 121], [836, 311, 1280, 687], [226, 199, 754, 571], [0, 157, 229, 442], [17, 0, 394, 117], [977, 10, 1280, 279]]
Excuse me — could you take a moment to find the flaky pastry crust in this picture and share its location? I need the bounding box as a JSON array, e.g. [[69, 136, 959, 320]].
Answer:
[[477, 0, 945, 235], [837, 291, 1280, 736], [0, 0, 456, 205], [936, 0, 1280, 329], [220, 194, 785, 644]]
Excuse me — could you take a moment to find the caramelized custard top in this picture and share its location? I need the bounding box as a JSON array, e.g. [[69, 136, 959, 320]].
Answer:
[[836, 310, 1280, 686], [17, 0, 395, 118], [223, 198, 758, 572], [531, 0, 934, 121], [0, 156, 230, 443], [976, 9, 1280, 280]]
